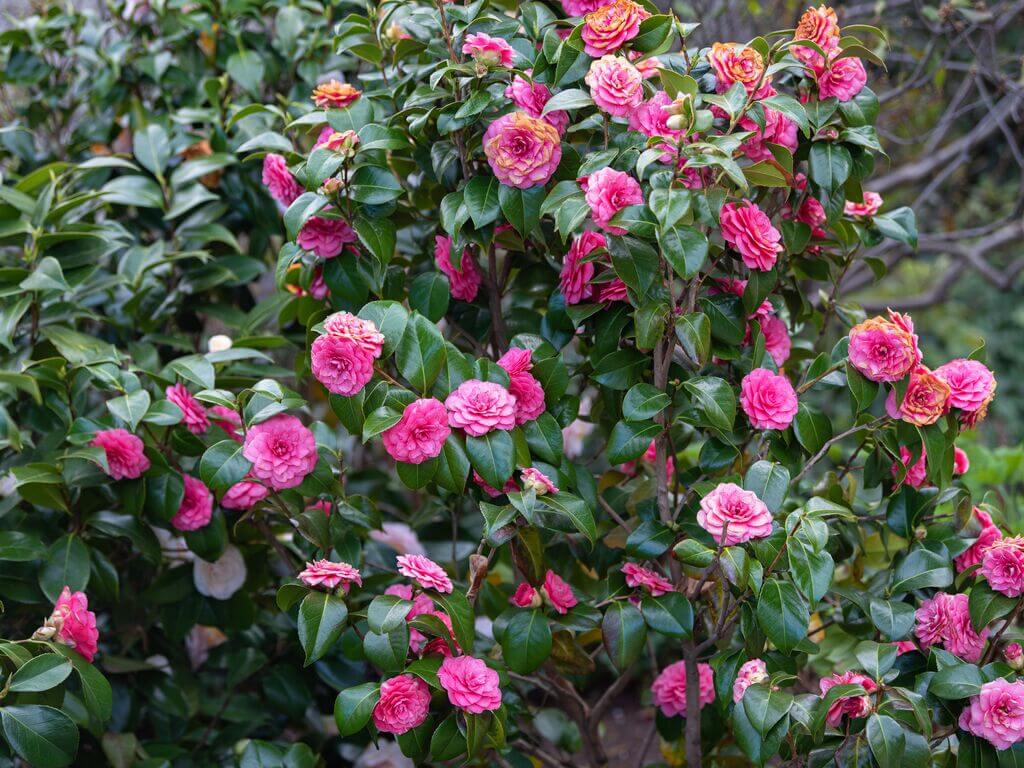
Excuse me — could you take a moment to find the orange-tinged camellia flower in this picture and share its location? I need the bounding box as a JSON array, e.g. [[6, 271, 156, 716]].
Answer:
[[312, 79, 361, 110], [708, 42, 771, 97], [482, 112, 562, 189], [581, 0, 649, 57], [795, 5, 840, 49], [887, 366, 952, 426]]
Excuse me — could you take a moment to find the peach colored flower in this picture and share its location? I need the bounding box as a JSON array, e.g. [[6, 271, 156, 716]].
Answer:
[[462, 32, 514, 67], [886, 366, 951, 426], [172, 474, 214, 531], [543, 570, 577, 614], [262, 154, 302, 207], [845, 191, 883, 217], [498, 348, 546, 425], [580, 166, 643, 234], [47, 587, 99, 662], [382, 398, 451, 464], [166, 383, 209, 434], [373, 675, 431, 734], [298, 559, 362, 591], [733, 659, 768, 703], [585, 55, 644, 117], [560, 231, 604, 304], [720, 200, 783, 271], [933, 358, 996, 414], [740, 368, 798, 430], [982, 537, 1024, 598], [621, 563, 674, 596], [435, 235, 482, 302], [505, 75, 569, 134], [959, 679, 1024, 750], [848, 313, 920, 382], [651, 661, 715, 717], [819, 671, 876, 727], [445, 380, 517, 436], [792, 5, 840, 70], [91, 428, 150, 480], [242, 414, 318, 490], [698, 482, 773, 546], [582, 0, 649, 57], [708, 43, 772, 97], [437, 655, 501, 713], [397, 554, 453, 593], [483, 112, 562, 189], [312, 79, 361, 109]]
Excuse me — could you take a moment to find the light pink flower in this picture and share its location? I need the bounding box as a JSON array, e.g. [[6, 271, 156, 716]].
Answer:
[[629, 51, 662, 79], [483, 112, 562, 189], [521, 467, 558, 495], [48, 587, 99, 662], [91, 428, 150, 480], [310, 335, 375, 396], [819, 671, 877, 727], [621, 563, 674, 596], [370, 522, 427, 556], [959, 679, 1024, 750], [740, 368, 798, 430], [914, 592, 987, 662], [462, 32, 515, 68], [510, 582, 539, 608], [955, 507, 1001, 571], [628, 91, 685, 162], [739, 109, 798, 162], [166, 383, 209, 434], [397, 554, 453, 593], [757, 314, 792, 367], [298, 559, 362, 591], [219, 478, 268, 510], [817, 55, 867, 102], [982, 537, 1024, 597], [708, 42, 772, 97], [580, 167, 643, 234], [886, 365, 951, 427], [581, 0, 649, 57], [208, 406, 243, 442], [698, 482, 773, 546], [848, 312, 921, 382], [172, 474, 214, 531], [933, 358, 997, 414], [438, 655, 502, 713], [242, 414, 318, 490], [297, 213, 356, 259], [323, 311, 386, 356], [498, 348, 546, 425], [560, 231, 604, 304], [543, 570, 577, 614], [845, 191, 883, 217], [720, 200, 783, 271], [435, 235, 482, 302], [651, 661, 715, 717], [382, 398, 451, 464], [373, 675, 431, 734], [504, 75, 569, 134], [733, 659, 768, 703], [262, 153, 302, 207], [445, 380, 517, 436], [585, 56, 644, 118]]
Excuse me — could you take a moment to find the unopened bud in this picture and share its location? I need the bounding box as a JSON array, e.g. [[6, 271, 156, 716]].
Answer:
[[385, 22, 410, 43], [1006, 643, 1024, 670], [666, 114, 688, 131], [319, 177, 343, 196], [207, 334, 232, 353], [322, 129, 360, 158], [663, 94, 693, 116]]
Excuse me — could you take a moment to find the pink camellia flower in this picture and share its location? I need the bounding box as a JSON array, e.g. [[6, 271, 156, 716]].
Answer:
[[297, 213, 356, 259], [580, 167, 643, 235], [819, 671, 877, 727], [739, 109, 798, 162], [629, 51, 662, 79], [312, 80, 361, 110], [521, 467, 558, 495], [219, 478, 268, 510], [437, 655, 502, 713], [598, 277, 629, 302], [886, 366, 951, 427], [845, 191, 883, 217], [585, 55, 644, 117], [651, 661, 715, 717], [733, 659, 769, 703], [817, 55, 867, 102], [581, 0, 649, 56], [435, 235, 482, 302], [740, 368, 798, 430], [628, 91, 685, 162], [397, 554, 453, 593], [472, 470, 518, 498], [894, 641, 917, 655], [242, 414, 318, 490], [166, 383, 209, 434], [848, 313, 921, 382], [560, 231, 604, 304], [621, 563, 674, 596], [482, 112, 562, 189], [543, 570, 577, 614], [172, 474, 214, 531], [793, 5, 840, 55], [372, 674, 431, 735], [954, 447, 970, 475], [914, 591, 987, 662], [698, 482, 774, 546], [959, 679, 1024, 750], [310, 335, 375, 396], [933, 358, 997, 414], [720, 200, 783, 271], [956, 507, 1001, 572], [382, 398, 451, 465], [1006, 643, 1024, 671], [462, 32, 515, 68], [510, 582, 539, 608], [421, 610, 461, 657], [318, 129, 359, 155], [208, 406, 243, 442], [262, 154, 302, 207], [708, 42, 772, 98], [497, 348, 546, 425], [562, 0, 605, 15], [505, 75, 569, 134], [982, 537, 1024, 597], [297, 559, 362, 591], [370, 522, 427, 556], [891, 446, 927, 489], [91, 428, 150, 480], [323, 311, 385, 356], [48, 587, 99, 662], [445, 380, 517, 436], [757, 314, 792, 367]]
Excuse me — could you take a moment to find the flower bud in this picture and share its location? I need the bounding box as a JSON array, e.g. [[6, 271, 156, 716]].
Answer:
[[207, 334, 232, 353], [321, 129, 360, 158], [384, 22, 410, 44], [319, 177, 343, 196], [1005, 643, 1024, 671], [666, 114, 688, 131]]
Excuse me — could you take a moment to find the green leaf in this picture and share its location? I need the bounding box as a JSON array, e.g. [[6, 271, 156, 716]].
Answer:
[[969, 582, 1017, 633], [542, 88, 594, 113], [683, 376, 736, 432], [0, 705, 79, 768], [607, 420, 661, 464], [808, 142, 852, 192], [133, 124, 171, 177], [625, 520, 673, 558], [868, 598, 915, 640], [698, 294, 745, 345], [744, 461, 789, 514], [640, 593, 693, 638], [793, 403, 832, 451], [39, 535, 90, 603], [396, 313, 446, 393], [756, 579, 808, 654], [623, 383, 671, 421], [105, 389, 151, 431], [21, 257, 69, 293], [226, 50, 265, 95], [363, 627, 409, 673], [602, 601, 646, 671], [855, 640, 897, 679], [675, 312, 711, 367], [198, 439, 251, 492], [353, 216, 396, 266], [466, 430, 515, 490], [409, 272, 450, 322], [502, 610, 552, 674], [8, 654, 73, 693], [498, 185, 544, 237], [0, 532, 46, 562], [430, 590, 475, 654], [543, 492, 597, 544], [928, 663, 984, 699], [349, 166, 403, 204], [297, 592, 348, 665], [866, 714, 905, 768], [333, 683, 380, 737], [743, 684, 794, 736], [873, 206, 918, 248], [431, 714, 465, 761], [658, 224, 708, 279], [890, 547, 953, 595], [367, 594, 413, 634], [463, 175, 501, 228]]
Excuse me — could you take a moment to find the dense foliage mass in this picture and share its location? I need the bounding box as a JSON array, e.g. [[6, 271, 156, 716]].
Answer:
[[0, 0, 1018, 766]]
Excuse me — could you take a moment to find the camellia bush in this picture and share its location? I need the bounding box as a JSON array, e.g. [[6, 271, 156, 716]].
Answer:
[[1, 0, 1021, 766]]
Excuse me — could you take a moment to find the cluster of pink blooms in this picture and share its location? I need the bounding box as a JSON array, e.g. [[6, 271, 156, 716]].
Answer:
[[651, 661, 715, 717], [697, 482, 774, 546], [791, 6, 867, 102], [44, 586, 99, 662], [509, 570, 578, 614], [298, 559, 363, 592], [310, 311, 385, 397], [740, 368, 798, 431], [914, 591, 987, 662], [818, 670, 877, 727]]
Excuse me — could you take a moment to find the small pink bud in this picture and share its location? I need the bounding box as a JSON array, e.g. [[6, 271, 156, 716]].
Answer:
[[1005, 643, 1024, 670]]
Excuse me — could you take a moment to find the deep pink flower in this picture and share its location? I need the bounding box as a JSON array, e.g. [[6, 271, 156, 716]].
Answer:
[[740, 368, 798, 430], [651, 661, 715, 717], [757, 314, 792, 367], [482, 112, 562, 189], [310, 335, 375, 396], [959, 679, 1024, 750], [914, 592, 987, 662], [421, 610, 460, 657], [886, 365, 951, 427], [954, 446, 971, 475], [373, 675, 431, 734], [438, 655, 502, 713], [166, 383, 209, 434], [598, 277, 630, 303], [618, 439, 674, 482], [621, 563, 674, 596], [817, 55, 867, 102], [521, 467, 558, 495], [848, 313, 920, 382], [382, 398, 451, 464], [560, 231, 605, 304], [894, 641, 917, 655], [397, 554, 453, 593], [462, 32, 515, 67], [845, 191, 883, 217], [172, 474, 214, 531], [581, 0, 649, 57], [698, 482, 773, 546], [933, 358, 997, 414], [91, 428, 150, 480], [580, 167, 643, 235], [208, 406, 243, 442], [720, 200, 783, 271], [505, 75, 569, 134], [242, 414, 318, 490], [982, 537, 1024, 598], [543, 570, 577, 614], [956, 507, 1001, 572], [585, 55, 644, 117], [445, 380, 517, 436], [739, 108, 798, 162], [297, 213, 356, 259], [891, 446, 927, 489], [497, 348, 546, 425], [262, 154, 302, 207], [819, 671, 877, 727], [733, 659, 768, 703], [435, 235, 482, 302], [472, 470, 518, 497], [708, 42, 772, 98], [298, 559, 362, 591], [562, 0, 605, 14], [219, 478, 268, 510], [510, 582, 539, 608], [49, 587, 99, 662]]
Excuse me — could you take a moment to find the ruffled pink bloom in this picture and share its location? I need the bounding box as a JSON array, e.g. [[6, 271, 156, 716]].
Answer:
[[298, 559, 362, 591], [166, 383, 209, 434], [462, 32, 514, 67], [720, 200, 783, 271], [819, 671, 877, 727], [510, 582, 539, 608], [959, 679, 1024, 750], [845, 191, 883, 217], [817, 55, 867, 102], [740, 368, 798, 430], [739, 108, 798, 162], [172, 474, 214, 531], [297, 213, 356, 259], [982, 537, 1024, 597], [208, 406, 243, 442], [628, 91, 685, 161], [323, 311, 385, 356], [651, 661, 715, 717], [262, 154, 302, 207], [472, 470, 518, 497], [310, 335, 375, 396], [629, 51, 662, 79], [435, 235, 482, 302], [219, 478, 268, 510], [438, 655, 502, 713], [598, 277, 629, 302], [622, 563, 674, 596], [886, 366, 951, 427], [914, 592, 987, 662], [49, 587, 99, 661], [792, 5, 840, 71], [397, 554, 453, 593], [382, 398, 451, 464], [581, 0, 649, 56], [521, 467, 558, 495], [933, 358, 997, 414], [505, 75, 569, 134], [757, 314, 791, 367], [560, 231, 604, 304], [848, 313, 920, 382], [445, 380, 517, 436], [370, 522, 426, 556], [891, 446, 927, 489], [91, 428, 150, 480], [483, 112, 562, 189], [733, 659, 768, 703], [242, 414, 318, 490], [580, 167, 643, 235], [498, 348, 546, 425], [708, 42, 772, 98], [955, 447, 971, 475], [698, 482, 773, 546], [562, 0, 605, 14], [584, 55, 644, 117], [543, 570, 577, 614], [373, 674, 431, 735]]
